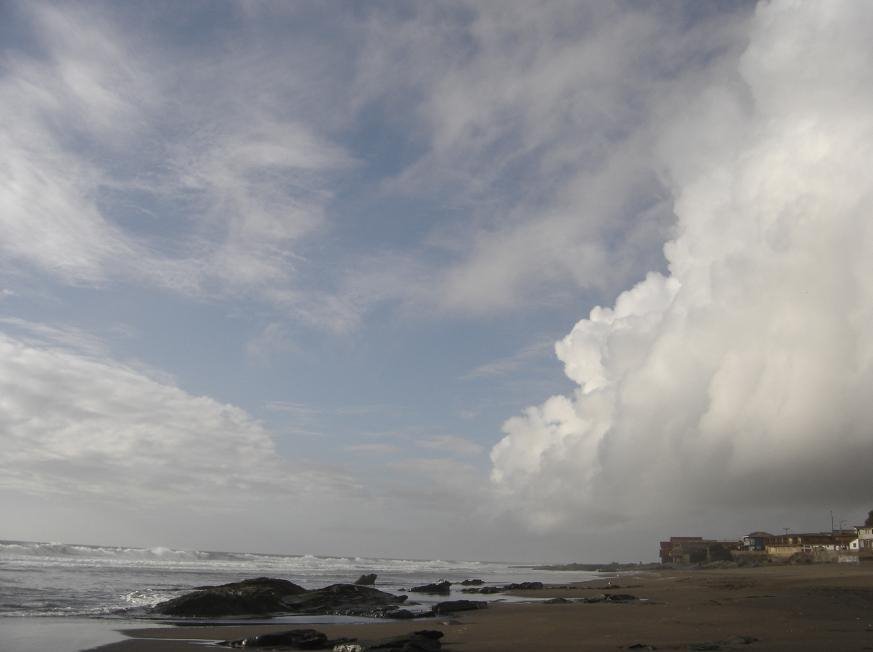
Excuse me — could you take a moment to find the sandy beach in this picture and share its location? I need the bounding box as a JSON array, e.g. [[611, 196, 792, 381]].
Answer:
[[88, 564, 873, 651]]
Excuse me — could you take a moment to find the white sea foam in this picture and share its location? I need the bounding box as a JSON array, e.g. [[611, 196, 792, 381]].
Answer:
[[0, 539, 599, 618]]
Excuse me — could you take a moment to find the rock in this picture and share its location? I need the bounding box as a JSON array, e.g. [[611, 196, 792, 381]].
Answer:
[[544, 597, 570, 604], [432, 600, 487, 615], [221, 628, 329, 649], [151, 577, 307, 616], [384, 608, 417, 619], [604, 593, 637, 602], [333, 630, 443, 652], [460, 586, 501, 594], [460, 579, 484, 586], [367, 630, 443, 651], [724, 636, 758, 645], [504, 582, 543, 590], [150, 578, 406, 618], [410, 581, 451, 595], [355, 574, 378, 586], [627, 645, 657, 650], [280, 584, 407, 617], [578, 595, 605, 603]]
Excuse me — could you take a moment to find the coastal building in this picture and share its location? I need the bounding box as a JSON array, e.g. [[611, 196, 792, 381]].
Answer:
[[742, 532, 775, 551], [765, 531, 856, 558], [854, 526, 873, 551], [659, 536, 741, 564]]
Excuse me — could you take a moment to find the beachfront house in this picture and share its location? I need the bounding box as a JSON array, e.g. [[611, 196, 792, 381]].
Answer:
[[742, 532, 774, 551], [854, 526, 873, 551], [765, 531, 856, 558]]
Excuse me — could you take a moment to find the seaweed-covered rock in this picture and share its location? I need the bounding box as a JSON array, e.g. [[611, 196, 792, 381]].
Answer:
[[151, 577, 307, 616]]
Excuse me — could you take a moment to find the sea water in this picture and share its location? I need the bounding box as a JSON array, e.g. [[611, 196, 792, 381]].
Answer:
[[0, 540, 601, 651]]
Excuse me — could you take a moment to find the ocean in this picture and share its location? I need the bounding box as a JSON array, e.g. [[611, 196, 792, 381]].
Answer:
[[0, 540, 601, 651]]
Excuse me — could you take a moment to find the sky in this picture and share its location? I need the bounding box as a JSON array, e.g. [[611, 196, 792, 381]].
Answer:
[[1, 0, 871, 563]]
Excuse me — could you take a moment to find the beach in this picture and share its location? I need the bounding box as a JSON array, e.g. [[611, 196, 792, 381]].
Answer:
[[88, 563, 873, 651]]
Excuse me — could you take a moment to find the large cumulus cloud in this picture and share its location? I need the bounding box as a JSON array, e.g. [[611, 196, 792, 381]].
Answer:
[[491, 0, 873, 531]]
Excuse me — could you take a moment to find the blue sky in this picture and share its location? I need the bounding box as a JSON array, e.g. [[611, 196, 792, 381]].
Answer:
[[2, 0, 872, 562]]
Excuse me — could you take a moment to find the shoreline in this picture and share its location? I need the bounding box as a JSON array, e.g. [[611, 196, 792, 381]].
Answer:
[[85, 564, 873, 651]]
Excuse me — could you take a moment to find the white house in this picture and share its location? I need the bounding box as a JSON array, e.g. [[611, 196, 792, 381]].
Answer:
[[856, 526, 873, 551]]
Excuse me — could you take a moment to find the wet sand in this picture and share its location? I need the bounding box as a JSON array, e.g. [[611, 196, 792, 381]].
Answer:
[[89, 564, 873, 651]]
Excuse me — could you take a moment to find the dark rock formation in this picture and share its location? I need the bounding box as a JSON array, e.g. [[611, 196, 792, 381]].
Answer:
[[355, 573, 378, 585], [460, 586, 501, 594], [280, 584, 407, 617], [460, 579, 484, 586], [151, 577, 307, 616], [150, 578, 405, 618], [221, 628, 335, 649], [410, 581, 451, 595], [504, 582, 544, 590], [334, 630, 443, 652], [222, 629, 445, 650], [577, 593, 638, 604], [432, 599, 487, 615], [544, 597, 570, 604], [384, 608, 417, 619], [461, 581, 542, 594], [604, 593, 638, 602]]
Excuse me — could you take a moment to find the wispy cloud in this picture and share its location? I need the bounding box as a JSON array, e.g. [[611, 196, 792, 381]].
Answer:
[[416, 435, 484, 457], [345, 443, 402, 455], [463, 338, 556, 380], [0, 2, 349, 309]]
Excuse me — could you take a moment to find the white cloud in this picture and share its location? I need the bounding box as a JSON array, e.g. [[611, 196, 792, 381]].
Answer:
[[490, 0, 873, 531], [349, 2, 749, 316], [345, 443, 402, 455], [0, 329, 356, 506], [463, 338, 555, 380], [0, 2, 348, 303]]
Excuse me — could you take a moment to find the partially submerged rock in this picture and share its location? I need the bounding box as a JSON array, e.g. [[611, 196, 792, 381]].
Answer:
[[504, 582, 543, 590], [150, 578, 406, 618], [460, 586, 501, 594], [410, 581, 451, 595], [277, 584, 408, 618], [151, 577, 307, 616]]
